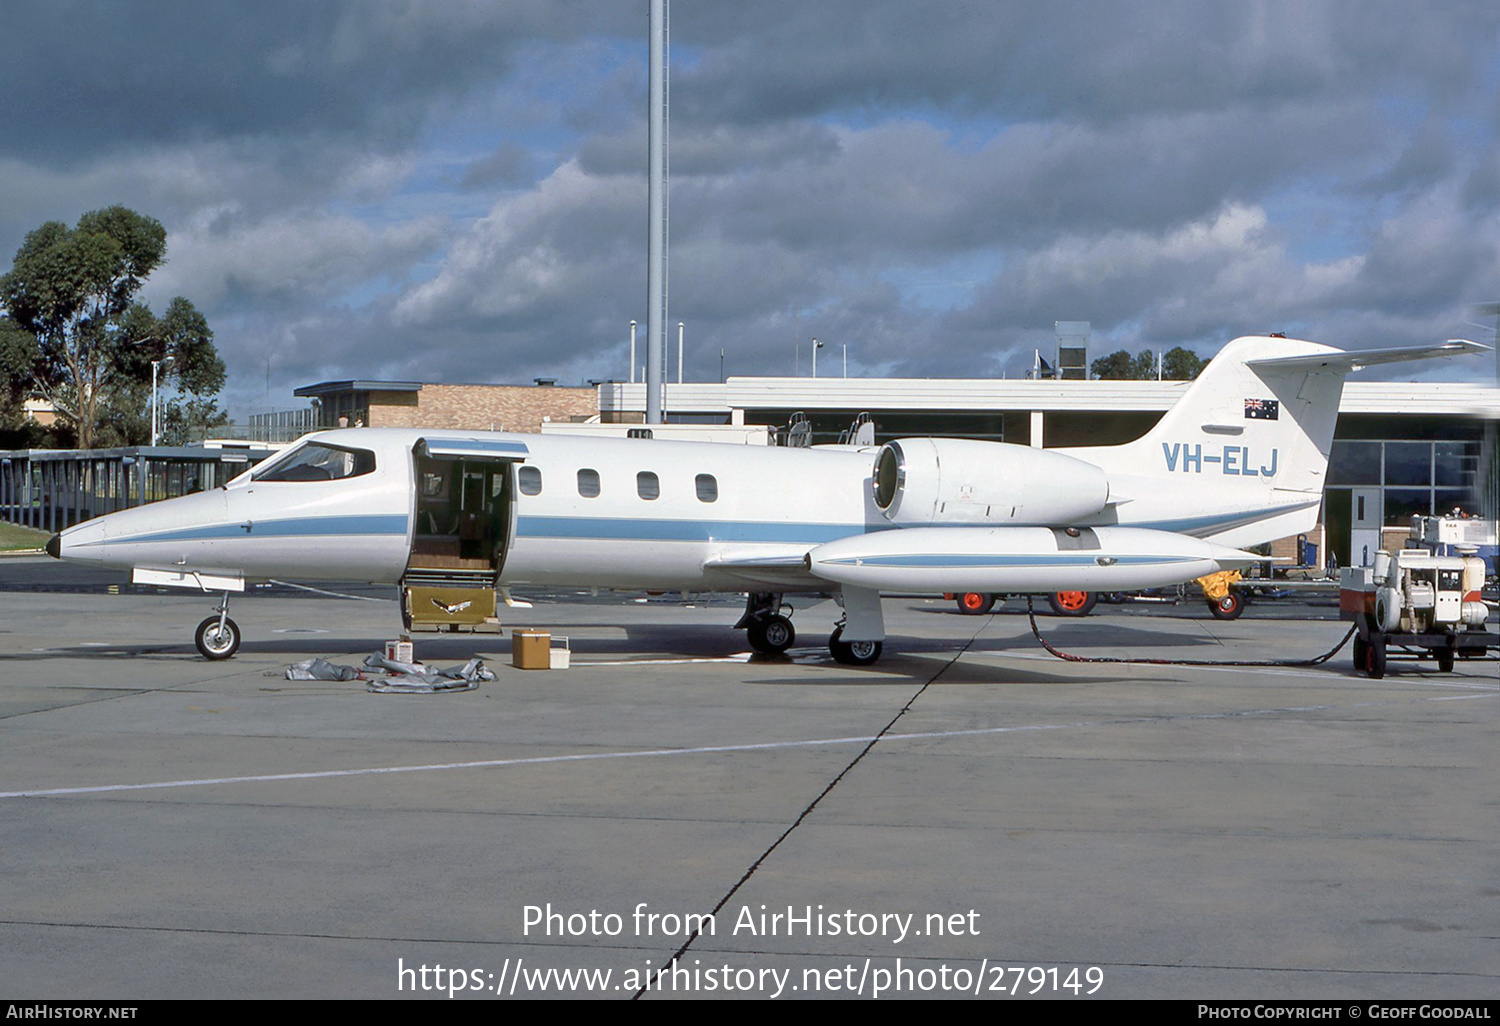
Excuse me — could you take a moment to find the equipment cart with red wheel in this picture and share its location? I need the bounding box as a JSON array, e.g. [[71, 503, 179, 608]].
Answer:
[[1339, 550, 1495, 679]]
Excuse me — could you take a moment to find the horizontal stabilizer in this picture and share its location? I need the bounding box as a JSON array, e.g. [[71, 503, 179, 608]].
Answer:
[[1245, 339, 1488, 372]]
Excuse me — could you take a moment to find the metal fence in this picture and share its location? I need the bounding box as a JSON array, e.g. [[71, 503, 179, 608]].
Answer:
[[0, 445, 277, 533], [245, 408, 318, 443]]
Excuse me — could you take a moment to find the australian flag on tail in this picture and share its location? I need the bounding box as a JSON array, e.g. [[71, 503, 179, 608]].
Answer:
[[1244, 398, 1279, 420]]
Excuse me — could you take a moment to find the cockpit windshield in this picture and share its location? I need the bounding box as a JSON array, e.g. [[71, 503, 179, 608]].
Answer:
[[252, 442, 376, 483]]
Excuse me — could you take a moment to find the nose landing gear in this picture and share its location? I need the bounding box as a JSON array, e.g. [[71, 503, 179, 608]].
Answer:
[[195, 592, 241, 660]]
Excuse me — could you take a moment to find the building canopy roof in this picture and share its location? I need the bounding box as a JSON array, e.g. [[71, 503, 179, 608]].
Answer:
[[293, 380, 423, 398]]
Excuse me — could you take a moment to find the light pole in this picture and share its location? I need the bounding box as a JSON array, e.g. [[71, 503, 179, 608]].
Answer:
[[812, 337, 824, 378], [151, 356, 174, 446]]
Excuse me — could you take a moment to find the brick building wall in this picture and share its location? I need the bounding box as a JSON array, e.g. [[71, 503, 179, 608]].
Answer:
[[366, 384, 596, 433], [1269, 526, 1326, 574]]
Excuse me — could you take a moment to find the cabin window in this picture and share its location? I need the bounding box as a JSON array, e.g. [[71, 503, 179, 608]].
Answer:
[[253, 442, 374, 482], [577, 469, 601, 498], [636, 471, 660, 500], [695, 473, 718, 502], [518, 466, 543, 495]]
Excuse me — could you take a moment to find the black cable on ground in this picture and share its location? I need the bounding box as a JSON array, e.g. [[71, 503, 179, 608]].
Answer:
[[630, 619, 988, 1000], [1026, 595, 1357, 667]]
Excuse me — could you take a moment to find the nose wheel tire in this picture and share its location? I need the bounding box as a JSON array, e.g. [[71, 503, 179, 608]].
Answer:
[[195, 616, 241, 660], [829, 626, 882, 666], [747, 614, 795, 655], [1048, 591, 1097, 617]]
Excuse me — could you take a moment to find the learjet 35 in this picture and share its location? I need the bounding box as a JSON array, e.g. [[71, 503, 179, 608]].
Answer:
[[47, 336, 1484, 664]]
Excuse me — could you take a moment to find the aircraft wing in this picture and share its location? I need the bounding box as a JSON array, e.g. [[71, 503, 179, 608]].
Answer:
[[1245, 339, 1489, 372], [702, 550, 820, 589], [708, 524, 1261, 594]]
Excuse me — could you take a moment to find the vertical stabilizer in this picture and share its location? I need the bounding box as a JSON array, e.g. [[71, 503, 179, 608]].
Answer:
[[1062, 336, 1346, 545]]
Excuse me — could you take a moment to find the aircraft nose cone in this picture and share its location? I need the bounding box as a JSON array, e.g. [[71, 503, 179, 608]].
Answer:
[[46, 533, 61, 559]]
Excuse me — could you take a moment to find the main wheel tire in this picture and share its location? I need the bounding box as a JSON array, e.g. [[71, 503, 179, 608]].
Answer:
[[1208, 591, 1246, 620], [747, 614, 795, 655], [1366, 633, 1387, 679], [955, 592, 996, 615], [828, 626, 882, 666], [1436, 646, 1455, 673], [1048, 591, 1097, 617], [195, 615, 241, 660]]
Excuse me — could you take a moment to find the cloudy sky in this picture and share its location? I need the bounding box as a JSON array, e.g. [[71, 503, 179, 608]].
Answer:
[[2, 1, 1497, 418]]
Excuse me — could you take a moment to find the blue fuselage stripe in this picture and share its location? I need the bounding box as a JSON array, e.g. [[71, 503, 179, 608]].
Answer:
[[103, 515, 410, 545], [1128, 500, 1318, 535], [86, 500, 1311, 551], [515, 515, 876, 544]]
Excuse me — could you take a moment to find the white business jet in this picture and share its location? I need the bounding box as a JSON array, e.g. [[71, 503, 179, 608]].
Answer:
[[46, 336, 1483, 664]]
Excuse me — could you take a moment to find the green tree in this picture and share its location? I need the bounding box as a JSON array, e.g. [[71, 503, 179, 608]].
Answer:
[[0, 206, 225, 448], [1161, 346, 1207, 380], [95, 297, 226, 445], [1091, 346, 1208, 380], [1090, 348, 1155, 380], [0, 317, 34, 440]]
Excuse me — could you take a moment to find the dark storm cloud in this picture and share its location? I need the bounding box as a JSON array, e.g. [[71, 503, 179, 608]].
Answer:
[[0, 1, 636, 163], [670, 1, 1496, 125], [4, 0, 1499, 415], [673, 99, 1383, 258]]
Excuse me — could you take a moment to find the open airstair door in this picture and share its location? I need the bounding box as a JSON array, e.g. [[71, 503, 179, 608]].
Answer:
[[402, 437, 530, 633]]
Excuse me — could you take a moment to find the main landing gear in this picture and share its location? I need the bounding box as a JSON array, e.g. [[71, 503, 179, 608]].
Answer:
[[195, 592, 241, 660], [828, 625, 882, 666], [739, 592, 796, 655], [748, 613, 797, 655], [737, 591, 887, 665]]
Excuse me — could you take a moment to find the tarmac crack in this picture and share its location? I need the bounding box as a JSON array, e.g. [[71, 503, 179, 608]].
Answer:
[[630, 614, 994, 999]]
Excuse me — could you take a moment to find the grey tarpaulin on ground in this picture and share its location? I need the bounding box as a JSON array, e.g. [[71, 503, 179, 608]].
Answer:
[[285, 653, 496, 693], [284, 657, 361, 681]]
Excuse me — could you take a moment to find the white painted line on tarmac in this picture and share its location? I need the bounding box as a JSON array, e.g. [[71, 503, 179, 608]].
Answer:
[[3, 689, 1490, 800], [573, 653, 755, 667], [0, 734, 890, 798]]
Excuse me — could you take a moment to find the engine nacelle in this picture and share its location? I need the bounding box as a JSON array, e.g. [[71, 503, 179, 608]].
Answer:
[[871, 438, 1110, 525]]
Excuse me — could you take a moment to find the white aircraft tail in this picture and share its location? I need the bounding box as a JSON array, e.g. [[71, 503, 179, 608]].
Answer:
[[1063, 336, 1486, 546]]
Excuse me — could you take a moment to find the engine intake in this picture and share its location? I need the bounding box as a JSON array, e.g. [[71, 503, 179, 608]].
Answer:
[[872, 438, 1110, 525]]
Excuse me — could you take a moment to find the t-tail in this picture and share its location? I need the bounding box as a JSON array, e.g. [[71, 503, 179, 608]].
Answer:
[[1061, 335, 1487, 548]]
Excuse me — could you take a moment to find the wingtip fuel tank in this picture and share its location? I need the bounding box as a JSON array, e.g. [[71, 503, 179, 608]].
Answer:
[[805, 525, 1258, 594]]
